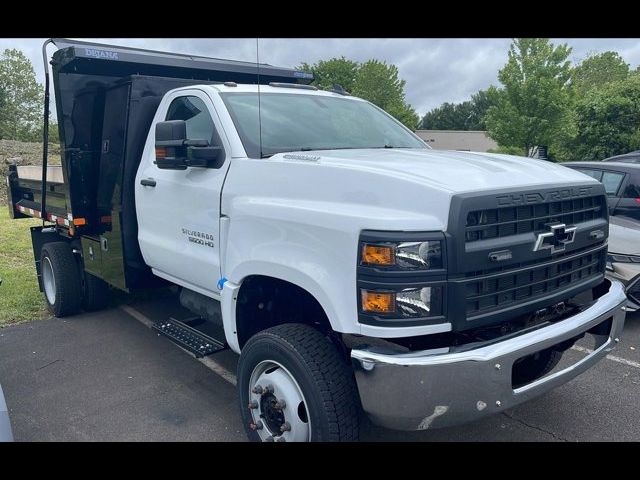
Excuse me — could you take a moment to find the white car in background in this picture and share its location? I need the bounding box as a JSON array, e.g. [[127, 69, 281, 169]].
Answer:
[[608, 215, 640, 311]]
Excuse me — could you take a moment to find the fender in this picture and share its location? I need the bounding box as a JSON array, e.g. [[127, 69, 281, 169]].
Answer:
[[223, 260, 345, 354]]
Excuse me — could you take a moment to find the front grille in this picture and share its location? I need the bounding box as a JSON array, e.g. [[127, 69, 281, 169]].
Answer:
[[465, 195, 606, 242], [464, 247, 606, 316]]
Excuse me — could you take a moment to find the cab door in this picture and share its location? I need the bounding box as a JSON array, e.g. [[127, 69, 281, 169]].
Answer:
[[136, 89, 231, 297]]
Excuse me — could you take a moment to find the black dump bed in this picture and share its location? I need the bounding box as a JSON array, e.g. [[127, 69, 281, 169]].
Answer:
[[8, 38, 312, 290]]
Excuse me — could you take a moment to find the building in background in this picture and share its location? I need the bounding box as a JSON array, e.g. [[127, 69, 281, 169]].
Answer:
[[415, 130, 498, 152]]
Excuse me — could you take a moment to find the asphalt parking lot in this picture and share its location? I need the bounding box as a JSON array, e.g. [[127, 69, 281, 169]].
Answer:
[[1, 291, 639, 442]]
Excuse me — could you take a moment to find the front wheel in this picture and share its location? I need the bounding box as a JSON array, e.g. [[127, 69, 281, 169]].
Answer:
[[512, 348, 563, 388], [237, 323, 360, 442]]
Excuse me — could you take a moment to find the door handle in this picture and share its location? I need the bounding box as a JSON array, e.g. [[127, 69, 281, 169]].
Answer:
[[140, 178, 156, 187]]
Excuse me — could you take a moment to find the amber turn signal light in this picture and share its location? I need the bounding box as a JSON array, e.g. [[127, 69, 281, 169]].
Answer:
[[361, 244, 395, 266], [155, 147, 167, 159], [361, 290, 396, 314]]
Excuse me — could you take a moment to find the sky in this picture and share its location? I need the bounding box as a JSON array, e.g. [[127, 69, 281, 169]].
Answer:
[[2, 38, 640, 117]]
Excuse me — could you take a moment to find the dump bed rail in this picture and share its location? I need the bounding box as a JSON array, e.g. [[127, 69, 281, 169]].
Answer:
[[6, 164, 73, 226]]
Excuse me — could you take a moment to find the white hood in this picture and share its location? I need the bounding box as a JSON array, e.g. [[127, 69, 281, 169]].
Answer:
[[295, 148, 597, 194]]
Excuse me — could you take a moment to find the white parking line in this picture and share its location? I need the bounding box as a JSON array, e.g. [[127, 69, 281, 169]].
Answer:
[[119, 305, 238, 386], [571, 345, 640, 369]]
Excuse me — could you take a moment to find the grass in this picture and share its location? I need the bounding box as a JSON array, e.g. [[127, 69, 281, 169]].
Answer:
[[0, 207, 48, 326]]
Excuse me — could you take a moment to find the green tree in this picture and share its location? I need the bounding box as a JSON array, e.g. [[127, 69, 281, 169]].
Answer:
[[572, 74, 640, 160], [485, 38, 573, 157], [299, 57, 358, 92], [421, 101, 473, 130], [0, 49, 43, 141], [468, 89, 499, 130], [300, 57, 419, 128], [352, 60, 418, 128], [572, 51, 629, 94], [420, 88, 498, 131]]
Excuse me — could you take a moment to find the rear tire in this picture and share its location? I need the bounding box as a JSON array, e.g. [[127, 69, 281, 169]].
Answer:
[[82, 272, 110, 312], [40, 242, 82, 317], [237, 323, 360, 442]]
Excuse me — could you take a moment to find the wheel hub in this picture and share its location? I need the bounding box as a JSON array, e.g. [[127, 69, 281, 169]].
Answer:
[[42, 256, 56, 305], [248, 361, 311, 442], [259, 391, 285, 434]]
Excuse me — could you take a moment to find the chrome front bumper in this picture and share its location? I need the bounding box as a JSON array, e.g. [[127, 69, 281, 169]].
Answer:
[[351, 279, 627, 431]]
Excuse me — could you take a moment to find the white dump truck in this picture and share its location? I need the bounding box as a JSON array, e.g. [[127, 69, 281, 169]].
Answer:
[[6, 39, 627, 441]]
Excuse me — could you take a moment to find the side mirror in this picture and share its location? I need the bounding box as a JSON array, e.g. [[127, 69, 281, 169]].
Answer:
[[155, 120, 188, 170], [155, 120, 225, 169]]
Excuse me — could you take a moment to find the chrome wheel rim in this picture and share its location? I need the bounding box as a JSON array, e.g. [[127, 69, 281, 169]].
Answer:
[[42, 256, 56, 306], [248, 360, 311, 442]]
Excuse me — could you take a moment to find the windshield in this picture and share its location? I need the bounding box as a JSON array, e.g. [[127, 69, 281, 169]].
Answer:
[[220, 92, 426, 158]]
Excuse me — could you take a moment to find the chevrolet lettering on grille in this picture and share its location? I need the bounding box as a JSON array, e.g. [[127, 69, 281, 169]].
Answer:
[[533, 223, 577, 254]]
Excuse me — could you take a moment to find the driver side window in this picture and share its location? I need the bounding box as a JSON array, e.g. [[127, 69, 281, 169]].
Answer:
[[165, 95, 222, 147]]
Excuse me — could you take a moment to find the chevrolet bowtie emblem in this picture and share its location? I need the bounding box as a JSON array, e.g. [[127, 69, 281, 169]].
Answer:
[[533, 223, 576, 254]]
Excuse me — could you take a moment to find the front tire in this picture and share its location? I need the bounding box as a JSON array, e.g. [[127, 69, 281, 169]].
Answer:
[[512, 349, 563, 388], [40, 242, 82, 317], [237, 323, 360, 442]]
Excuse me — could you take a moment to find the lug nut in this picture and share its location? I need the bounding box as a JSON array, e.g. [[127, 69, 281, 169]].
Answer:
[[495, 363, 501, 370], [252, 385, 264, 395], [249, 420, 264, 431], [496, 400, 502, 407], [280, 422, 291, 432], [274, 400, 286, 410], [264, 385, 274, 394], [265, 435, 275, 442], [248, 400, 259, 410], [276, 436, 286, 442]]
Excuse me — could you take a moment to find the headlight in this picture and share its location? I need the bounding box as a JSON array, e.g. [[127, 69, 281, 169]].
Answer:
[[360, 286, 444, 318], [360, 240, 443, 270], [358, 231, 447, 326]]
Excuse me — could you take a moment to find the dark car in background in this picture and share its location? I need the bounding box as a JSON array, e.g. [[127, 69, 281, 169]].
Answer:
[[602, 150, 640, 164], [564, 162, 640, 221]]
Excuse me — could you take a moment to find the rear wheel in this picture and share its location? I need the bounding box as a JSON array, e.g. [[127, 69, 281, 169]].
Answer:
[[82, 272, 110, 312], [40, 242, 82, 317], [237, 323, 359, 442]]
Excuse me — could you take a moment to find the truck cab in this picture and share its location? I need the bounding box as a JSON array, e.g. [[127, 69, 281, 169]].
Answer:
[[6, 39, 628, 441]]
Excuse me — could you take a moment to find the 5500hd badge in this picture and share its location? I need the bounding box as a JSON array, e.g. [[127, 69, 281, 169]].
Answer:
[[181, 228, 214, 248]]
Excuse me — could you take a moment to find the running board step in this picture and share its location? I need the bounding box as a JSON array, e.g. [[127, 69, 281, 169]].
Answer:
[[153, 317, 226, 357]]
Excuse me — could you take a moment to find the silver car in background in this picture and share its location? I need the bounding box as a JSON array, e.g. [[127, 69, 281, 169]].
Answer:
[[608, 215, 640, 311], [0, 383, 13, 442], [0, 275, 14, 442]]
